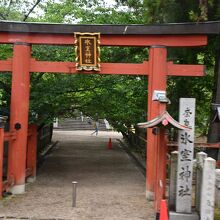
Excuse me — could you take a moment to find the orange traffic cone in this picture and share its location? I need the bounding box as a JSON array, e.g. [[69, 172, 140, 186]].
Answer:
[[159, 199, 169, 220], [108, 138, 112, 149]]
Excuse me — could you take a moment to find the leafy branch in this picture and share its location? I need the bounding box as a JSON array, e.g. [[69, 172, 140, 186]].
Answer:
[[23, 0, 42, 21]]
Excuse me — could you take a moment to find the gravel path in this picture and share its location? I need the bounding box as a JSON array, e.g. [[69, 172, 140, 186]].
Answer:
[[0, 130, 155, 220]]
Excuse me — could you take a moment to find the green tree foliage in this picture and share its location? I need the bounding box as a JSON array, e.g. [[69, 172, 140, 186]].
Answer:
[[0, 0, 149, 132], [119, 0, 220, 136], [0, 0, 219, 135]]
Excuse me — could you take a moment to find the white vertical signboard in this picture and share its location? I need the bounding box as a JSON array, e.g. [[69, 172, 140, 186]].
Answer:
[[176, 98, 195, 213]]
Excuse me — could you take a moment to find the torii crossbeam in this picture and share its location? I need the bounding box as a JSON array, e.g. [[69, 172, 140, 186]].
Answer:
[[0, 21, 219, 212]]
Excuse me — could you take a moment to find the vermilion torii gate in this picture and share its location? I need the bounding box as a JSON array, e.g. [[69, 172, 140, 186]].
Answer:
[[0, 21, 218, 211]]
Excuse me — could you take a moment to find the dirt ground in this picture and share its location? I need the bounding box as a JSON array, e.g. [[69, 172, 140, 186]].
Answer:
[[0, 130, 155, 220]]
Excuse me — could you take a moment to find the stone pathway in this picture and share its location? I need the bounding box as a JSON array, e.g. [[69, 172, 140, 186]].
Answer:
[[0, 130, 155, 220]]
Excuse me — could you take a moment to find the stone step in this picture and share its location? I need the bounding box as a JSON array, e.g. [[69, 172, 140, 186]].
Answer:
[[55, 118, 108, 131], [56, 126, 107, 131]]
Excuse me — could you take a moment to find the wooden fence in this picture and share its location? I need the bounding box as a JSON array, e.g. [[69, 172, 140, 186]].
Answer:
[[0, 123, 53, 197], [125, 130, 220, 167]]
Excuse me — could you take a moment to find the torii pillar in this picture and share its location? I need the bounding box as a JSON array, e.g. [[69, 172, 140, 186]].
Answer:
[[146, 45, 167, 196], [7, 43, 31, 194], [146, 46, 205, 212]]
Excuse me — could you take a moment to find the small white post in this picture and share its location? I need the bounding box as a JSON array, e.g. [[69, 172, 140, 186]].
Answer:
[[195, 151, 207, 212], [200, 157, 216, 220]]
